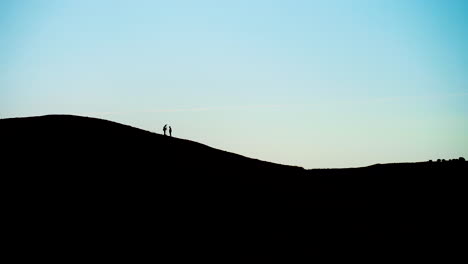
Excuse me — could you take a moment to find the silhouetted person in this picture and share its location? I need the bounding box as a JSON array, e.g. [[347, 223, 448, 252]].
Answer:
[[163, 124, 167, 136], [169, 126, 172, 137]]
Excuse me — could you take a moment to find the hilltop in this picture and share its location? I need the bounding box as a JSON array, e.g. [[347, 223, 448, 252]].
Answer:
[[1, 114, 304, 172], [2, 115, 466, 254]]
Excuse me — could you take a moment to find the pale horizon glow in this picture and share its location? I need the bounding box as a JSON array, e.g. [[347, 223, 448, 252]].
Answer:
[[2, 0, 467, 168]]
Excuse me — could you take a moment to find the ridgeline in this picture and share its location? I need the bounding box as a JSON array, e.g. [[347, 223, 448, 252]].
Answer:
[[2, 115, 466, 255]]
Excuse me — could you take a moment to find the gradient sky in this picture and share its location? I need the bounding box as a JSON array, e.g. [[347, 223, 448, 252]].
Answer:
[[1, 0, 467, 168]]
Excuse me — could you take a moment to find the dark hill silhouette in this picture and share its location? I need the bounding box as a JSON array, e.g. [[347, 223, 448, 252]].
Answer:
[[2, 115, 466, 256]]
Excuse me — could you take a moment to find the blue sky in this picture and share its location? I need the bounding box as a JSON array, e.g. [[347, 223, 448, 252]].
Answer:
[[1, 0, 467, 168]]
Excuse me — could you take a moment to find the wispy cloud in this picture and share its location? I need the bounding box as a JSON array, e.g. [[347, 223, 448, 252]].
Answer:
[[78, 92, 468, 117], [78, 104, 292, 116], [369, 92, 468, 103]]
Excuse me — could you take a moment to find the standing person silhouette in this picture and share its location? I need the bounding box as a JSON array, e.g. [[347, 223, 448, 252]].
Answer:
[[169, 126, 172, 137], [163, 124, 167, 136]]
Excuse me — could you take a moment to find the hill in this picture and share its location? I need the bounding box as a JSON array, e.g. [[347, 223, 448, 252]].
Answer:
[[2, 115, 466, 256]]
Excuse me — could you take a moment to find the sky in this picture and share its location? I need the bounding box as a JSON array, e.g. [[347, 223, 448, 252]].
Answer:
[[1, 0, 467, 168]]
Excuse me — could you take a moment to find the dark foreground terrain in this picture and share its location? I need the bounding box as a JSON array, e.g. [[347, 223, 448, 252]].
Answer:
[[2, 115, 466, 257]]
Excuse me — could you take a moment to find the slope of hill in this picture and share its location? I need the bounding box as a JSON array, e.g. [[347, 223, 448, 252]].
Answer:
[[2, 115, 466, 256], [1, 114, 304, 174]]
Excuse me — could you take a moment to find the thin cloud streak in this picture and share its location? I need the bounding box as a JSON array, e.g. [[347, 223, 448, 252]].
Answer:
[[79, 92, 468, 117], [78, 104, 292, 116]]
